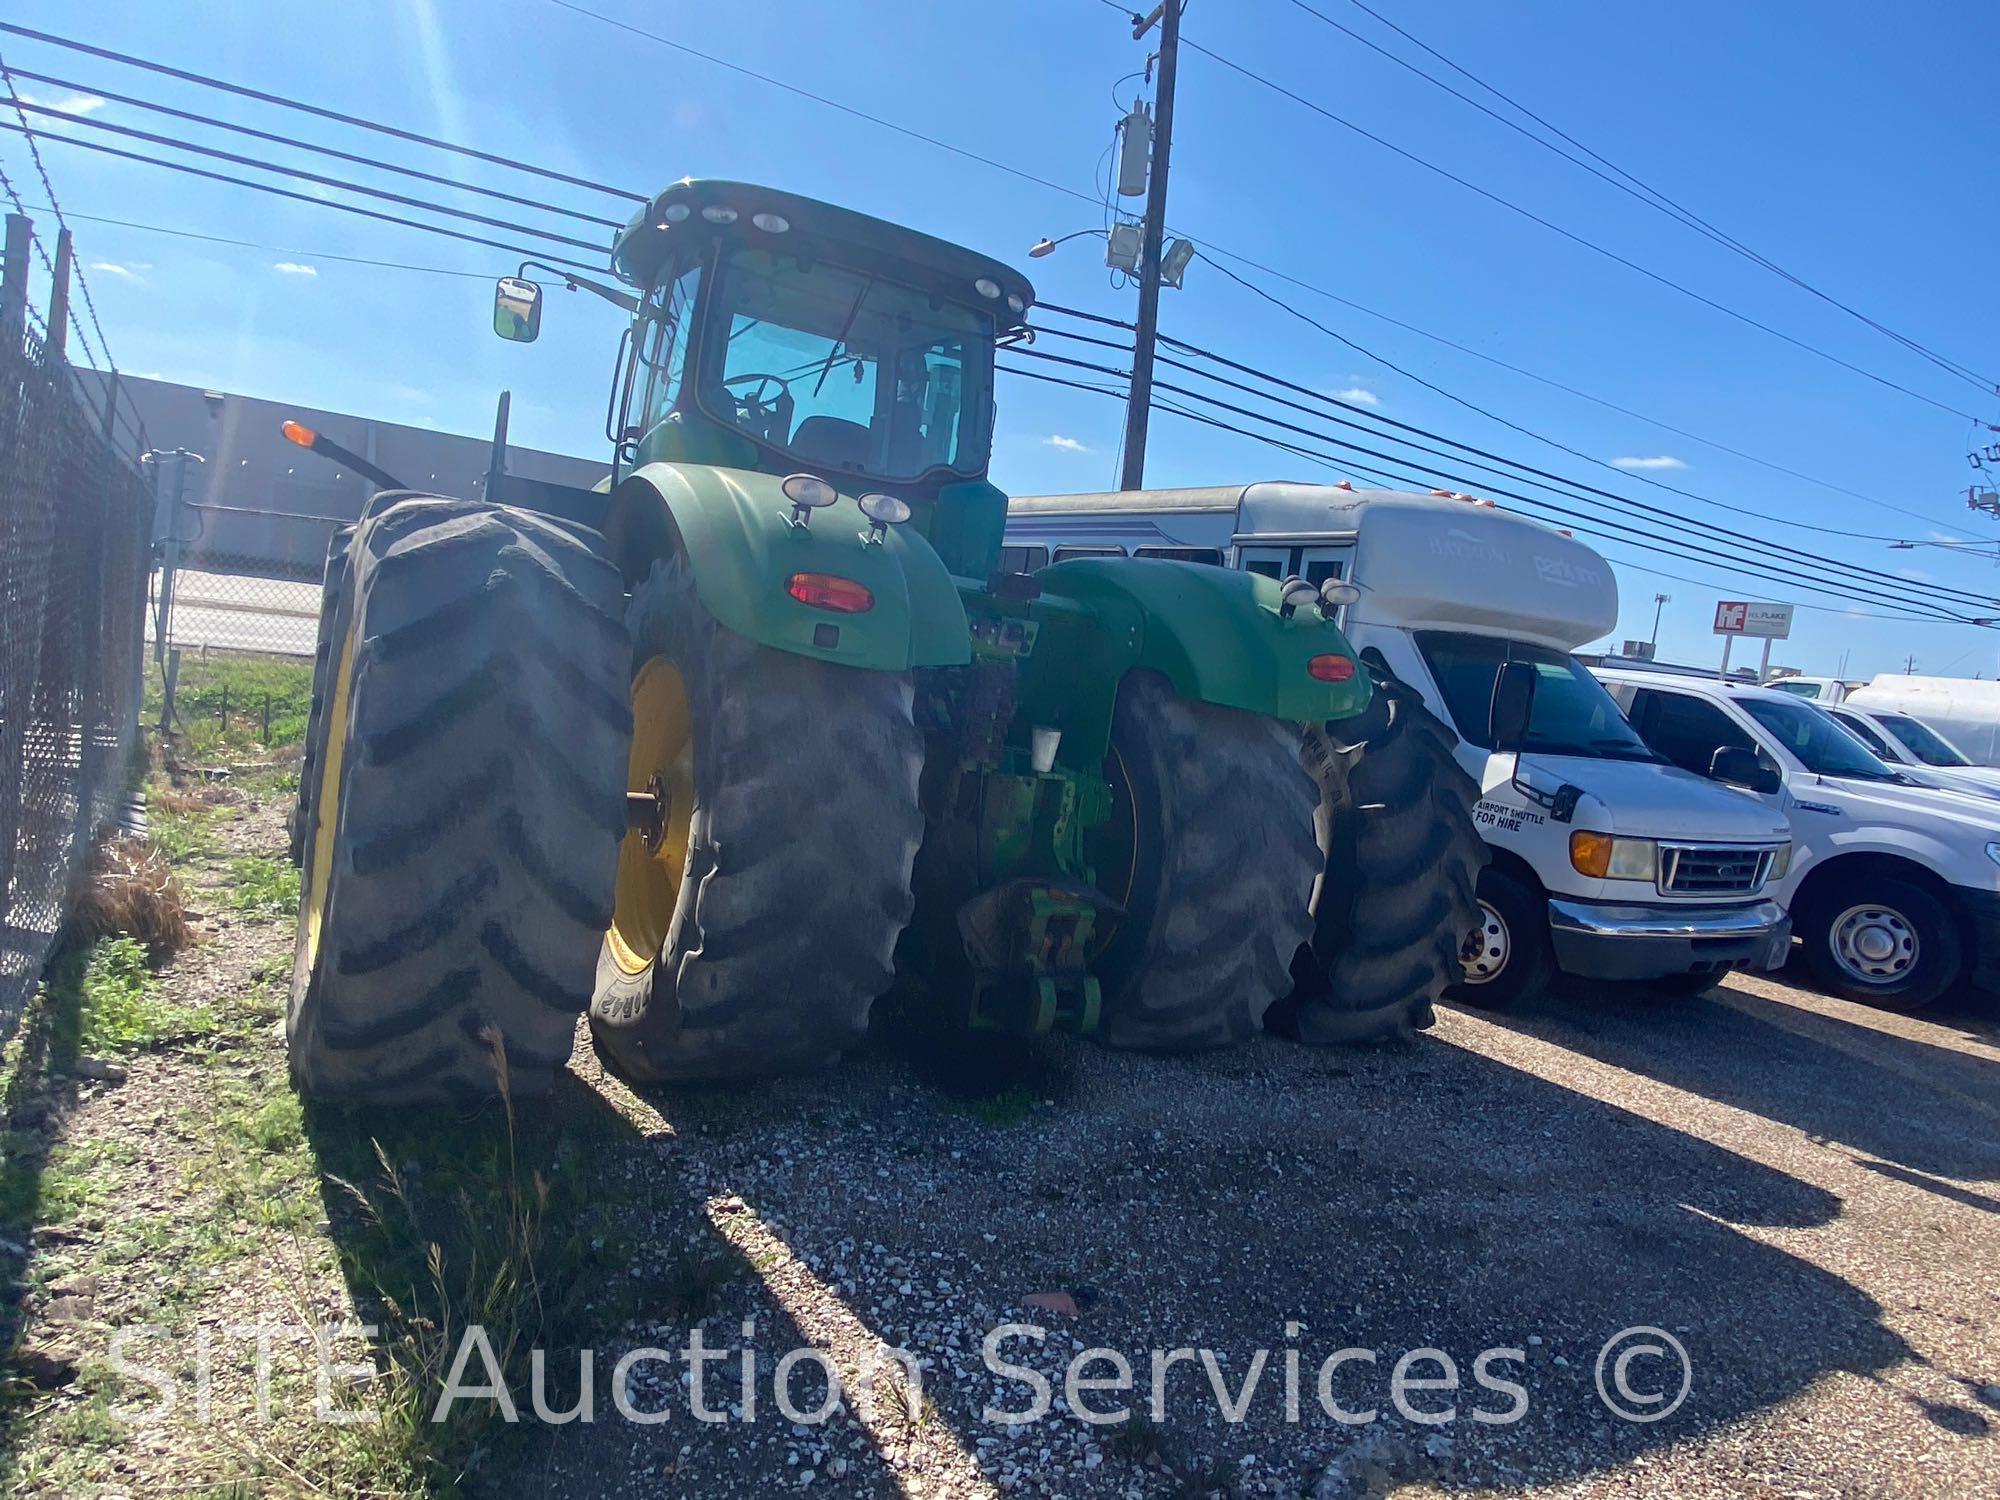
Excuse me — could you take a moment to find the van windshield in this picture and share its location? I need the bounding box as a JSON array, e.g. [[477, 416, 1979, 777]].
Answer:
[[1416, 633, 1661, 760], [1877, 712, 1974, 768], [1739, 697, 1903, 781]]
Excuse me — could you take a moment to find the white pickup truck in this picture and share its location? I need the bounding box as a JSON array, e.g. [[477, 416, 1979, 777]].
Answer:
[[1005, 483, 1793, 1005], [1594, 667, 2000, 1010]]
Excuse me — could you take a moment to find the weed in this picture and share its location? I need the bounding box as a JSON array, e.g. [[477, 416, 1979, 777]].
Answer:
[[227, 857, 301, 919], [148, 653, 315, 762], [148, 799, 219, 866], [65, 833, 190, 961], [69, 937, 215, 1056]]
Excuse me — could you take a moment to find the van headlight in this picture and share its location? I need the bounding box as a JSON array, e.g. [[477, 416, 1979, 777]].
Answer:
[[1768, 844, 1792, 881], [1570, 831, 1658, 880]]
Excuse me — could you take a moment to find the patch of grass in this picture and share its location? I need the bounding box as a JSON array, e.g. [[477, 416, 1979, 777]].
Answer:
[[958, 1086, 1038, 1127], [148, 651, 316, 762], [69, 937, 216, 1057], [226, 857, 300, 919], [147, 797, 219, 866]]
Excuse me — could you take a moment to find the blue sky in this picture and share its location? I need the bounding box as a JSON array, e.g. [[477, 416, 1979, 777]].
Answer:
[[7, 0, 1998, 680]]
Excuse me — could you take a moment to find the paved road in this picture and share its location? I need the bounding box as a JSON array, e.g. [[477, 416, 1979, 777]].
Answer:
[[532, 963, 2000, 1498]]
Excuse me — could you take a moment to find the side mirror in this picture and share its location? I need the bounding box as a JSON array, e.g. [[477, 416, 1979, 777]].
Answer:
[[493, 276, 542, 342], [1710, 745, 1780, 794], [1489, 660, 1538, 751]]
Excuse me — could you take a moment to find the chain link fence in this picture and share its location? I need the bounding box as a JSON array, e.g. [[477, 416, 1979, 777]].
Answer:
[[0, 243, 153, 1039]]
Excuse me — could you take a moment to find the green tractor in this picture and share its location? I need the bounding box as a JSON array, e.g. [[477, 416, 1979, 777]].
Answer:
[[287, 180, 1482, 1101]]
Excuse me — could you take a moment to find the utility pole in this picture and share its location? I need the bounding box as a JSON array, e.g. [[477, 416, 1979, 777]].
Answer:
[[1904, 653, 1917, 675], [1649, 592, 1670, 649], [1120, 0, 1181, 491]]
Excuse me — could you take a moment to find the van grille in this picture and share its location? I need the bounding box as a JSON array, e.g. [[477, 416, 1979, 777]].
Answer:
[[1658, 844, 1773, 896]]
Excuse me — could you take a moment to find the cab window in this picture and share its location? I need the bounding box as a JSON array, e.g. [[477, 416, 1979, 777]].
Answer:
[[1625, 689, 1757, 778], [642, 263, 701, 427], [998, 544, 1048, 574]]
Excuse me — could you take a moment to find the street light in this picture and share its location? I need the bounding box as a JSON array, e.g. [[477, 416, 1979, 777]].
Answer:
[[1028, 229, 1108, 259]]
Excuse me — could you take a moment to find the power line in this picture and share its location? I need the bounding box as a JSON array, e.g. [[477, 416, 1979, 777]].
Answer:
[[0, 20, 645, 203], [1033, 297, 2000, 601], [1133, 8, 1986, 421], [3, 98, 608, 254], [0, 122, 603, 275], [7, 67, 622, 230], [1187, 256, 1988, 558], [1284, 0, 1998, 393]]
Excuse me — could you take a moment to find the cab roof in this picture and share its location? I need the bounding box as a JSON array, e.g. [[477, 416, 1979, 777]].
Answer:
[[610, 179, 1035, 324]]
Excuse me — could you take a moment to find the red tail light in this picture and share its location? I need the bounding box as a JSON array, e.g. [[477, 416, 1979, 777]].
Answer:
[[1308, 653, 1357, 683], [786, 572, 874, 613]]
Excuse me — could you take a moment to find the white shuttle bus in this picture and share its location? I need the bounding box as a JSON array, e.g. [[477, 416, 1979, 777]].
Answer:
[[1005, 484, 1793, 1006]]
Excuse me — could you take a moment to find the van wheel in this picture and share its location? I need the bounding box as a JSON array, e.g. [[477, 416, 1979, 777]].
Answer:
[[1799, 876, 1961, 1011], [1445, 868, 1551, 1010]]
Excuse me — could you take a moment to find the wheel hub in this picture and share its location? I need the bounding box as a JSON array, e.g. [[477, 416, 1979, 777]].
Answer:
[[1460, 899, 1509, 984], [608, 657, 697, 977], [1829, 903, 1917, 985]]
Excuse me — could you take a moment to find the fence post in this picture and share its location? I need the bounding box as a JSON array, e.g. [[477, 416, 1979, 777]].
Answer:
[[153, 450, 193, 729], [44, 226, 70, 360], [0, 213, 28, 348]]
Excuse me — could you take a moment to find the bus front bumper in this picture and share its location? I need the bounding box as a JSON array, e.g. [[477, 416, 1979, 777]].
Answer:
[[1546, 897, 1791, 982]]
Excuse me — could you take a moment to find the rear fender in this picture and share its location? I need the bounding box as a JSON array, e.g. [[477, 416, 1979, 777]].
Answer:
[[1037, 557, 1371, 723], [602, 461, 970, 669]]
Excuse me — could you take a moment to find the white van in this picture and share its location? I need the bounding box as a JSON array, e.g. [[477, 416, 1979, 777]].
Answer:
[[1847, 674, 2000, 767], [1593, 668, 2000, 1010], [1820, 702, 2000, 801], [1006, 484, 1793, 1005]]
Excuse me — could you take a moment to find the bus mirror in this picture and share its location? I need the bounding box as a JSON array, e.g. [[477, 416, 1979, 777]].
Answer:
[[494, 277, 543, 342], [1489, 661, 1537, 751]]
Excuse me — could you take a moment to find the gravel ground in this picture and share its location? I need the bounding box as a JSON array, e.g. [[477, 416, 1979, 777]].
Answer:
[[8, 778, 1997, 1496], [539, 965, 2000, 1499]]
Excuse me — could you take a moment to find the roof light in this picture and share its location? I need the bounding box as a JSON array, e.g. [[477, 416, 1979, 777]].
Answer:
[[781, 474, 838, 508], [858, 492, 911, 546], [1334, 480, 1354, 490], [660, 202, 690, 223], [751, 212, 790, 233], [281, 420, 317, 448], [701, 205, 739, 224], [787, 572, 874, 613], [1006, 293, 1026, 314], [1308, 654, 1357, 683], [974, 277, 1002, 299]]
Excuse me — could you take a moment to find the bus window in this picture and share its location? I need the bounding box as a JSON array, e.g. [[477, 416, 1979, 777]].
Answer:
[[997, 544, 1048, 574], [1135, 546, 1223, 565], [1052, 545, 1125, 562]]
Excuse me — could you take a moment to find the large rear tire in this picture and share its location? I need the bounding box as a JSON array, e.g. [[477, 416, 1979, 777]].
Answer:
[[1089, 672, 1321, 1050], [589, 557, 924, 1083], [1276, 673, 1486, 1044], [288, 498, 631, 1103]]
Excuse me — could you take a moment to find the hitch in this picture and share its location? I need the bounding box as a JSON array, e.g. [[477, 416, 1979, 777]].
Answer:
[[956, 878, 1119, 1035]]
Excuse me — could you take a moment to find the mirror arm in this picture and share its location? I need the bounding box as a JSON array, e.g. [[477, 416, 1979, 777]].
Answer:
[[518, 259, 640, 315]]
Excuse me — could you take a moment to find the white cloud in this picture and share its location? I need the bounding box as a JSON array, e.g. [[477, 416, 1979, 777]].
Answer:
[[1332, 386, 1379, 407], [1044, 434, 1091, 454], [271, 261, 319, 277], [17, 90, 106, 117], [88, 260, 149, 281], [1610, 455, 1687, 471]]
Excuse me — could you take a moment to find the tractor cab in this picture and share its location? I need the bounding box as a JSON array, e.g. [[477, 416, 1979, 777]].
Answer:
[[502, 180, 1033, 515]]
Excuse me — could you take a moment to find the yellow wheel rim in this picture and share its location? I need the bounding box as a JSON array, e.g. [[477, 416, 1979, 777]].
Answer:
[[301, 623, 356, 973], [607, 655, 697, 976]]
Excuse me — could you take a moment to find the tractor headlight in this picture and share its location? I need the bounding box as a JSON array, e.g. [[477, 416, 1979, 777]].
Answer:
[[1570, 831, 1658, 881]]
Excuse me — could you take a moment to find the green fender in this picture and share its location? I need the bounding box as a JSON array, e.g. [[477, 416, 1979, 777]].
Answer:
[[1038, 557, 1371, 724], [604, 461, 971, 669]]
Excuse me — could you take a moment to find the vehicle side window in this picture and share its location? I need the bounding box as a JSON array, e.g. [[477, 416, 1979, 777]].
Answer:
[[642, 264, 701, 428], [1134, 546, 1223, 565], [1627, 689, 1756, 778], [1832, 712, 1892, 757], [1052, 545, 1125, 562], [998, 544, 1048, 574]]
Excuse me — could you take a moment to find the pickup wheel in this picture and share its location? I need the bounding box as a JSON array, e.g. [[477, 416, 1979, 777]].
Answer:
[[1798, 876, 1961, 1011], [1444, 867, 1553, 1010]]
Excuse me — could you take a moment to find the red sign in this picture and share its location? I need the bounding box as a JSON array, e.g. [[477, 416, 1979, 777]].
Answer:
[[1713, 601, 1749, 634]]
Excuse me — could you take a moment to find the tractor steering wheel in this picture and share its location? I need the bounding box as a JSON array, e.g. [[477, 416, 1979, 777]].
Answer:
[[721, 371, 795, 444]]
